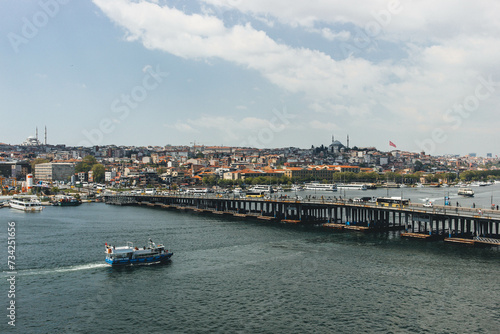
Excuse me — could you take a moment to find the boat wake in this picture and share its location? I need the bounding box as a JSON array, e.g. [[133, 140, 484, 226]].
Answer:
[[2, 263, 108, 277]]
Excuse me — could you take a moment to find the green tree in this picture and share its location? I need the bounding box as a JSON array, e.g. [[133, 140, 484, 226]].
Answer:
[[202, 175, 217, 186], [414, 160, 424, 172], [91, 164, 105, 183], [75, 155, 98, 173]]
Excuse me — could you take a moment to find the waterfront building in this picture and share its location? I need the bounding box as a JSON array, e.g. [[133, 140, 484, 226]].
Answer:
[[333, 165, 360, 173], [0, 161, 31, 179], [34, 163, 75, 182], [283, 166, 334, 180]]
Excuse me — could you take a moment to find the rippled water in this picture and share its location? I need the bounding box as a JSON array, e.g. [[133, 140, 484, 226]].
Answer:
[[1, 189, 499, 333]]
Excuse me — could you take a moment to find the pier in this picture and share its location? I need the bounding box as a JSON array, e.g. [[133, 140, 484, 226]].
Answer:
[[104, 193, 500, 246]]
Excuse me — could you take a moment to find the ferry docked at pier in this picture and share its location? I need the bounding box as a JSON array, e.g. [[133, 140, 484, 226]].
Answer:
[[105, 239, 173, 266], [9, 195, 43, 212], [336, 183, 367, 190], [304, 182, 337, 191], [248, 185, 273, 193]]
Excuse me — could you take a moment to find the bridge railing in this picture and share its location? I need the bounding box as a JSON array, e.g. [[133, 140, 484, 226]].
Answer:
[[104, 193, 500, 221]]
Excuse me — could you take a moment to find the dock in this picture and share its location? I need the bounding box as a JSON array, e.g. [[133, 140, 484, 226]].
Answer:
[[445, 236, 500, 246], [401, 232, 436, 240]]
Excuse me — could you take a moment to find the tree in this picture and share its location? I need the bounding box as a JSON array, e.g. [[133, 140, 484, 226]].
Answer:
[[75, 155, 98, 173], [414, 160, 424, 172], [92, 164, 105, 183], [83, 155, 97, 165]]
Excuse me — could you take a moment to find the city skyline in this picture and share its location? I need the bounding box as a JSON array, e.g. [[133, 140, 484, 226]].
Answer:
[[1, 1, 499, 156], [7, 126, 496, 159]]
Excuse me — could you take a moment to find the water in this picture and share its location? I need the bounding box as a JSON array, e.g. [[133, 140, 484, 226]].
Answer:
[[1, 186, 499, 333]]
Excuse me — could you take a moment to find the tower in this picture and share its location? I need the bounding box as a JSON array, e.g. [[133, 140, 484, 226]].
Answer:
[[44, 126, 47, 145], [36, 127, 38, 142], [347, 134, 349, 149]]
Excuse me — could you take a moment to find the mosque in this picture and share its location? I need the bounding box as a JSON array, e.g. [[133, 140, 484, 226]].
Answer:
[[329, 134, 349, 154], [21, 127, 46, 146]]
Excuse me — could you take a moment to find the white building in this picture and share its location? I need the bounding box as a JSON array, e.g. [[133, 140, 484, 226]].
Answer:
[[35, 163, 75, 182], [105, 171, 117, 182]]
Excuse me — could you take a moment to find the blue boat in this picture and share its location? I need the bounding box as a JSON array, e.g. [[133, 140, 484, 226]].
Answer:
[[105, 239, 173, 266]]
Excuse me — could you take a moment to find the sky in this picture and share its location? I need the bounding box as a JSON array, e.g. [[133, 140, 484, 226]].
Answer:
[[1, 0, 499, 156]]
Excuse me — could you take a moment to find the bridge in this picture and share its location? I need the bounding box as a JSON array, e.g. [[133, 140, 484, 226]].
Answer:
[[104, 193, 500, 247]]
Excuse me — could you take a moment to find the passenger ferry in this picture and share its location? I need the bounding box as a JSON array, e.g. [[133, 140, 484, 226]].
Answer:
[[9, 195, 43, 212], [304, 182, 337, 191], [458, 188, 474, 197], [105, 239, 173, 266], [337, 183, 367, 190], [185, 188, 212, 194], [248, 185, 273, 193]]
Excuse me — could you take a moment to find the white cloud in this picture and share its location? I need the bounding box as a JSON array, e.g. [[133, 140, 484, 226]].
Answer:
[[167, 115, 282, 142], [202, 0, 500, 42], [309, 120, 338, 131], [165, 122, 197, 133], [92, 0, 386, 112], [94, 0, 500, 153], [319, 28, 350, 41]]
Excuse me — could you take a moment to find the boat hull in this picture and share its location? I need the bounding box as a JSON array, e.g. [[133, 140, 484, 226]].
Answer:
[[9, 202, 43, 212], [105, 252, 173, 266], [54, 201, 81, 206]]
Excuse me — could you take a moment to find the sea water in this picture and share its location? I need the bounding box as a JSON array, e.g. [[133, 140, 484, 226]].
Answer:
[[1, 186, 499, 333]]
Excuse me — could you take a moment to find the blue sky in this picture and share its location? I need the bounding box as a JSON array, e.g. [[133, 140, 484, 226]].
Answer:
[[1, 0, 499, 156]]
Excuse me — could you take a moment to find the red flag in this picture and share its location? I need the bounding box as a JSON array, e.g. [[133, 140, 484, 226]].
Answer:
[[389, 141, 397, 148]]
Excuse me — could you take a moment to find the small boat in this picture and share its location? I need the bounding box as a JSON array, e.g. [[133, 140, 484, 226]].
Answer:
[[458, 188, 474, 197], [9, 195, 43, 212], [105, 239, 173, 266]]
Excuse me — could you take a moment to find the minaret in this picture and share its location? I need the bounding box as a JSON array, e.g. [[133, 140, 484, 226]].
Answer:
[[347, 134, 349, 149], [36, 127, 38, 142], [44, 126, 47, 145]]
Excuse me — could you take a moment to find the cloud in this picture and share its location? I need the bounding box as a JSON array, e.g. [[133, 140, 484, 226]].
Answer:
[[166, 115, 287, 142], [92, 0, 386, 112], [202, 0, 500, 42], [318, 28, 350, 41], [94, 0, 500, 153], [165, 122, 197, 133], [309, 120, 338, 131]]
